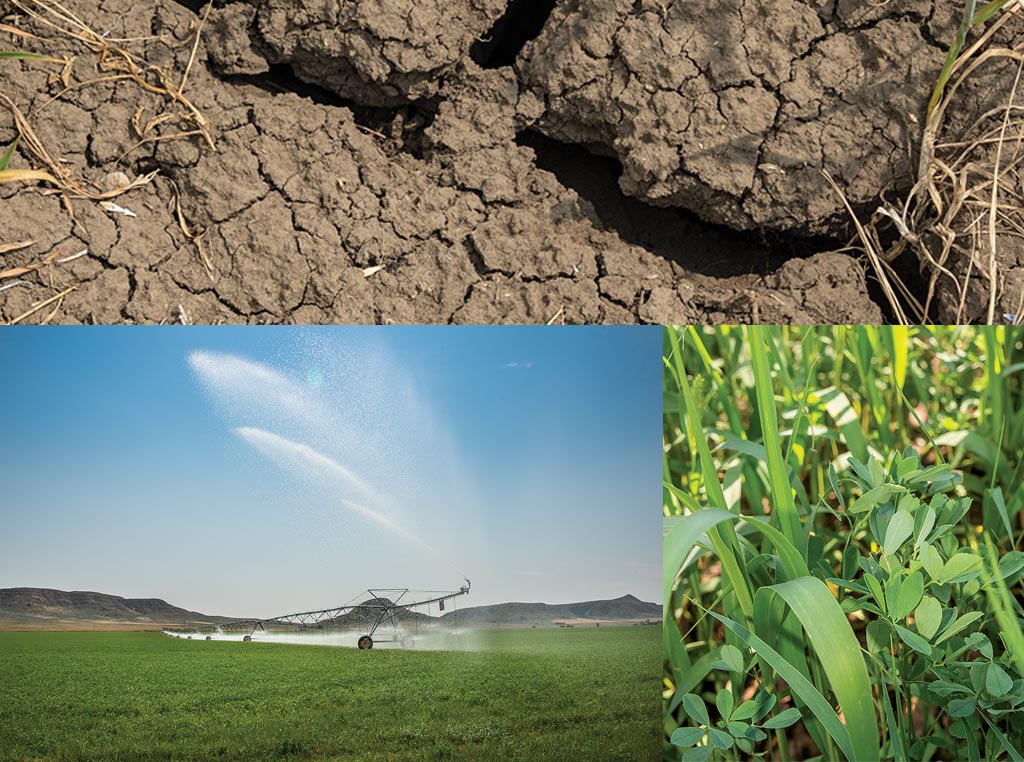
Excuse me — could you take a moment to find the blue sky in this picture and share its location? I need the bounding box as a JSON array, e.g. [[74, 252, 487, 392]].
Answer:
[[0, 327, 661, 617]]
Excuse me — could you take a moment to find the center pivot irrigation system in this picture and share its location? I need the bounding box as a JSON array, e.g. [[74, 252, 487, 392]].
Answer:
[[168, 580, 470, 650]]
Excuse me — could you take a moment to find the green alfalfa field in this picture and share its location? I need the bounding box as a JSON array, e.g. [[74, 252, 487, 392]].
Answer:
[[663, 326, 1024, 761], [0, 626, 659, 761]]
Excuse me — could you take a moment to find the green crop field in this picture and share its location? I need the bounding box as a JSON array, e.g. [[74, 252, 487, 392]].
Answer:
[[0, 626, 659, 762], [663, 326, 1024, 762]]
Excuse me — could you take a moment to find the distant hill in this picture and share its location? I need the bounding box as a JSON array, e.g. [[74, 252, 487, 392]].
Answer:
[[0, 588, 235, 628], [440, 594, 659, 626], [0, 589, 659, 630]]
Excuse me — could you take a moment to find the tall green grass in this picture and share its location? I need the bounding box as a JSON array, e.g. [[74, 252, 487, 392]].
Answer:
[[664, 326, 1024, 762]]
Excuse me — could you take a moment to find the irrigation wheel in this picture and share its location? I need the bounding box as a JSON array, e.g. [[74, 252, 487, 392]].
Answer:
[[358, 635, 373, 650], [401, 635, 415, 650], [243, 635, 251, 642]]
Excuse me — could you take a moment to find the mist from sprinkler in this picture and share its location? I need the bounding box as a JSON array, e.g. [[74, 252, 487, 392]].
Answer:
[[185, 344, 479, 644], [162, 626, 483, 651]]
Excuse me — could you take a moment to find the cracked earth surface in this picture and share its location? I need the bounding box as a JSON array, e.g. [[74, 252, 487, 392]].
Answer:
[[2, 0, 1012, 324]]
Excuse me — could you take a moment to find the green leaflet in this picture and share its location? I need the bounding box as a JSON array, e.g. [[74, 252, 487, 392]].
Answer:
[[762, 707, 803, 729], [921, 543, 944, 581], [936, 611, 984, 643], [715, 689, 733, 720], [986, 663, 1013, 697], [719, 644, 745, 674], [681, 693, 710, 725], [669, 727, 706, 748], [896, 624, 932, 655], [887, 571, 924, 621], [914, 506, 936, 549], [847, 484, 904, 515], [938, 553, 983, 585], [884, 510, 914, 556], [915, 596, 942, 639]]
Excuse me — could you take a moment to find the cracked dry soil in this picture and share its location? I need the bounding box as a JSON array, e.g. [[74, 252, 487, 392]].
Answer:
[[1, 0, 1012, 324]]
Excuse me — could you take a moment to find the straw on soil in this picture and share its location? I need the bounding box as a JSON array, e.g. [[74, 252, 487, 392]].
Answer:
[[840, 3, 1024, 323], [0, 0, 215, 321]]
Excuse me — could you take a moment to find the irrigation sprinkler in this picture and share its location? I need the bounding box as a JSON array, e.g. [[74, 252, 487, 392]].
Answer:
[[169, 579, 470, 650]]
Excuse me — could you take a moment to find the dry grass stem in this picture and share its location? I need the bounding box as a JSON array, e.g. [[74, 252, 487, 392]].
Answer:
[[5, 284, 75, 324], [831, 2, 1024, 322]]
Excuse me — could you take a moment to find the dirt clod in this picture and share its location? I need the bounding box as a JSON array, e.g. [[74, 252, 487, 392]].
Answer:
[[0, 0, 907, 324]]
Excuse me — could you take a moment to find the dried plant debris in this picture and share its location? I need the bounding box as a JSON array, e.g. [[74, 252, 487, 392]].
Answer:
[[10, 0, 1016, 323], [848, 4, 1024, 323]]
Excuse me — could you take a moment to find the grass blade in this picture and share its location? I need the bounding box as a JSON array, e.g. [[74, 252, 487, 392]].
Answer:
[[663, 509, 735, 606], [753, 577, 880, 762], [747, 326, 803, 550], [0, 135, 18, 171], [709, 610, 856, 761]]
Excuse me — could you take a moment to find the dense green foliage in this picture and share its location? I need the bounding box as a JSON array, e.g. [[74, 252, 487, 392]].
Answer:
[[0, 627, 659, 761], [663, 326, 1024, 762]]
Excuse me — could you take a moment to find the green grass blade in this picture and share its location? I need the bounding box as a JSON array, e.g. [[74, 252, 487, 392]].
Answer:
[[709, 609, 856, 762], [889, 325, 909, 391], [0, 135, 18, 172], [667, 330, 756, 621], [663, 612, 688, 687], [980, 712, 1024, 762], [662, 509, 735, 606], [753, 577, 880, 762], [879, 677, 907, 762], [747, 326, 803, 550], [0, 51, 48, 59], [973, 0, 1012, 26], [981, 539, 1024, 677], [927, 0, 977, 116], [815, 387, 870, 463]]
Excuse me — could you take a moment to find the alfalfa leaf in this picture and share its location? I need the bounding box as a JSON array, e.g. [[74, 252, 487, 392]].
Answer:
[[948, 696, 977, 718], [937, 553, 982, 585], [761, 707, 803, 729], [708, 728, 733, 750], [670, 727, 706, 748], [921, 543, 944, 581], [884, 510, 915, 556], [895, 624, 933, 655], [716, 689, 734, 720], [915, 596, 942, 640], [936, 611, 984, 643], [731, 699, 760, 722], [998, 550, 1024, 581], [681, 693, 710, 726], [681, 747, 713, 762], [719, 644, 745, 674], [888, 571, 924, 621], [848, 484, 903, 515], [986, 664, 1013, 697], [915, 506, 936, 550]]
